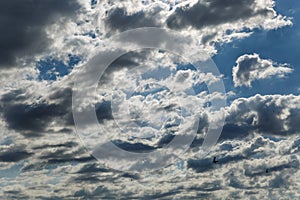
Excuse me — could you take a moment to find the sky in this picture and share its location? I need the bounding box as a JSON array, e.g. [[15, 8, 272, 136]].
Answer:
[[0, 0, 300, 199]]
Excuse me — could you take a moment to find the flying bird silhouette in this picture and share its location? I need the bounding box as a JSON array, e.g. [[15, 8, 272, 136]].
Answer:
[[213, 157, 218, 164], [266, 168, 269, 173]]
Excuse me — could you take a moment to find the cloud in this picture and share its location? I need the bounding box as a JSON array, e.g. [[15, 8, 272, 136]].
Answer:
[[105, 7, 159, 32], [0, 0, 81, 69], [0, 87, 73, 136], [0, 0, 287, 73], [166, 0, 292, 30], [3, 103, 65, 135], [0, 85, 116, 137], [0, 1, 298, 199], [232, 53, 293, 87], [184, 133, 300, 198], [101, 1, 169, 32], [1, 132, 299, 199], [185, 93, 300, 143], [167, 0, 265, 29], [0, 145, 32, 162], [223, 94, 300, 138], [98, 0, 292, 56]]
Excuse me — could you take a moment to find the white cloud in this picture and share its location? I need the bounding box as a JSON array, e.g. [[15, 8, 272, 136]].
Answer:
[[232, 53, 293, 87], [223, 94, 300, 137]]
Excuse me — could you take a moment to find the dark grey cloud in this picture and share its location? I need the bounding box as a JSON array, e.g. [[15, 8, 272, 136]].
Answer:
[[0, 0, 81, 68], [72, 175, 102, 184], [43, 155, 94, 165], [72, 163, 139, 185], [284, 108, 300, 133], [157, 133, 176, 148], [1, 88, 72, 136], [76, 163, 111, 174], [105, 7, 158, 32], [21, 140, 94, 173], [0, 146, 32, 162], [0, 86, 115, 136], [187, 152, 245, 173], [187, 158, 213, 173], [98, 50, 150, 85], [3, 103, 66, 136], [218, 123, 251, 141], [111, 140, 156, 153], [144, 189, 181, 199], [196, 94, 300, 143], [95, 101, 113, 123], [166, 0, 271, 30], [233, 54, 259, 86], [31, 141, 77, 150], [188, 94, 300, 144], [121, 172, 140, 180], [105, 51, 141, 71], [245, 160, 299, 177], [201, 32, 218, 44], [1, 89, 27, 102]]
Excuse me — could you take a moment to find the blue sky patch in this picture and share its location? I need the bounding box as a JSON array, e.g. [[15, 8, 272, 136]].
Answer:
[[36, 55, 81, 81], [213, 0, 300, 99]]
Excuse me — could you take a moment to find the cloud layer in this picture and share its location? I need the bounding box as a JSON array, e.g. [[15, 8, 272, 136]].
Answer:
[[0, 0, 298, 199]]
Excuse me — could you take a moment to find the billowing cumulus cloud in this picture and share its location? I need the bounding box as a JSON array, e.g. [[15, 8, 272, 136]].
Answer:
[[219, 94, 300, 140], [99, 0, 292, 50], [0, 0, 299, 199], [232, 54, 293, 87]]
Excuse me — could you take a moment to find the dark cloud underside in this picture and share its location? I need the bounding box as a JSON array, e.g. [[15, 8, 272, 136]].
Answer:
[[0, 0, 81, 68], [167, 0, 271, 29], [0, 149, 32, 162], [105, 7, 158, 32], [1, 88, 73, 136]]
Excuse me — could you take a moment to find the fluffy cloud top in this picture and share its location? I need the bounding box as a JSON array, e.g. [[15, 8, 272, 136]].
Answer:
[[101, 0, 292, 49], [232, 53, 293, 87], [223, 94, 300, 138]]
